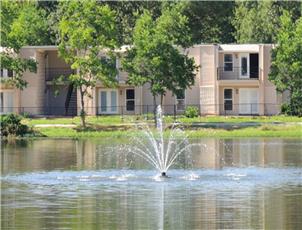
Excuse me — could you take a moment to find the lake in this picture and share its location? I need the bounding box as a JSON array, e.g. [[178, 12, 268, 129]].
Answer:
[[1, 138, 302, 229]]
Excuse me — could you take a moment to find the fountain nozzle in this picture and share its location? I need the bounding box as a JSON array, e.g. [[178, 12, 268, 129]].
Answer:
[[161, 172, 167, 177]]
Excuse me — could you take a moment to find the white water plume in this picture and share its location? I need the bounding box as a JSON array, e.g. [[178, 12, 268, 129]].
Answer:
[[126, 105, 195, 176]]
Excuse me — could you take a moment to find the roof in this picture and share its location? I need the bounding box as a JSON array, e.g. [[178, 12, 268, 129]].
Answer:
[[219, 44, 260, 52]]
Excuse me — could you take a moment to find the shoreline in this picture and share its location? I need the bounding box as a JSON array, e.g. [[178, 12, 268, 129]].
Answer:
[[3, 123, 300, 139]]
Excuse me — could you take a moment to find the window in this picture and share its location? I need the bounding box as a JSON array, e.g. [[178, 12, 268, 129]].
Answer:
[[0, 69, 13, 78], [126, 89, 135, 111], [0, 92, 14, 114], [241, 56, 248, 76], [176, 89, 185, 111], [224, 89, 233, 111], [0, 93, 3, 113], [224, 54, 233, 71], [99, 89, 118, 114], [7, 69, 13, 77]]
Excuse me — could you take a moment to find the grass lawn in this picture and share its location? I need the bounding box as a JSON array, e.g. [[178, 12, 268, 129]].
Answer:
[[24, 114, 302, 126], [35, 124, 302, 139]]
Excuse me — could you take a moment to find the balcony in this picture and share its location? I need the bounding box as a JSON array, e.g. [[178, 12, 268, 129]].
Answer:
[[217, 67, 259, 80], [45, 68, 75, 82]]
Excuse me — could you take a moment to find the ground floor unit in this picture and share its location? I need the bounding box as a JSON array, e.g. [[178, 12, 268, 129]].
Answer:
[[0, 82, 281, 116]]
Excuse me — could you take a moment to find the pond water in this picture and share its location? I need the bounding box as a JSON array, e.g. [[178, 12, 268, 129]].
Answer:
[[1, 138, 302, 229]]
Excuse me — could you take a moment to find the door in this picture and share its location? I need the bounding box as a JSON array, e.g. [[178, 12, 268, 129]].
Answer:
[[249, 53, 259, 79], [98, 89, 118, 114], [126, 89, 135, 112], [239, 88, 259, 114], [240, 53, 249, 79]]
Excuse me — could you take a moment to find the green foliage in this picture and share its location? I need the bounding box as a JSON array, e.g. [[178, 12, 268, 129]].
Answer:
[[0, 114, 29, 137], [8, 5, 50, 50], [1, 1, 50, 51], [0, 53, 37, 89], [104, 1, 162, 45], [233, 1, 302, 43], [184, 1, 235, 43], [1, 1, 49, 89], [280, 103, 292, 115], [122, 3, 198, 107], [269, 11, 302, 116], [184, 106, 199, 118], [58, 0, 119, 127]]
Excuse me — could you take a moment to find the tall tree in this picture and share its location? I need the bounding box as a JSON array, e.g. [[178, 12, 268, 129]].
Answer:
[[233, 0, 302, 43], [122, 3, 198, 122], [0, 1, 49, 89], [269, 11, 302, 116], [184, 1, 235, 43], [58, 0, 119, 127]]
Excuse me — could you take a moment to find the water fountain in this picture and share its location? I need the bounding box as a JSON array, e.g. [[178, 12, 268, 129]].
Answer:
[[126, 105, 194, 177]]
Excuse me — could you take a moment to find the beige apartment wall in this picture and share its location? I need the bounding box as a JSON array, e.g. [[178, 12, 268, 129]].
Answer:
[[160, 46, 201, 114], [261, 45, 280, 115], [183, 46, 201, 106], [199, 45, 217, 114], [80, 87, 96, 115], [46, 50, 70, 68], [19, 48, 46, 115]]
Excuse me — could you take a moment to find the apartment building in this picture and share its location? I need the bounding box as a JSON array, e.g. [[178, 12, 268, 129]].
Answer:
[[0, 44, 281, 116]]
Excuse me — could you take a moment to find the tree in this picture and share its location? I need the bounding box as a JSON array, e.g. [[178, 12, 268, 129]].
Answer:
[[58, 0, 119, 127], [184, 1, 235, 44], [122, 3, 198, 122], [233, 1, 302, 43], [0, 1, 49, 89], [269, 11, 302, 116]]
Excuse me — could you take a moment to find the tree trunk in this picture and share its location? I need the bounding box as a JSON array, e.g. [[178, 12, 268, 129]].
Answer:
[[153, 94, 157, 127], [80, 87, 86, 128], [160, 94, 163, 107]]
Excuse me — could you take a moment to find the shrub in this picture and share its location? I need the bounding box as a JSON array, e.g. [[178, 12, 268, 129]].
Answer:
[[184, 106, 199, 118], [281, 103, 291, 115], [0, 114, 29, 137]]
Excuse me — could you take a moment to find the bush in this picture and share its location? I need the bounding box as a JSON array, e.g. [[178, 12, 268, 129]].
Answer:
[[0, 114, 29, 137], [281, 103, 291, 115], [184, 106, 199, 118]]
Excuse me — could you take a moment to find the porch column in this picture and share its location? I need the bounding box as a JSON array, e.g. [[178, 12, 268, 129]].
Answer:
[[259, 45, 265, 115]]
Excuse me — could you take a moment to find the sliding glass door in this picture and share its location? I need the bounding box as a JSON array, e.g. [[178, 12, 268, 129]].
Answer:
[[98, 89, 118, 114]]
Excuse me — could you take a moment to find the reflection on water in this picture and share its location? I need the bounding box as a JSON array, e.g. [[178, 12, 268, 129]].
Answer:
[[1, 138, 302, 229]]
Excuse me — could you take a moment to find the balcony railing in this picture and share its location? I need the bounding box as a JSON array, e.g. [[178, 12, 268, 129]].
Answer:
[[45, 68, 75, 82], [217, 67, 259, 80]]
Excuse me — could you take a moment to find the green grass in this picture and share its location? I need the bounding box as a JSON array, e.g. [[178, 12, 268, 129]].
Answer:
[[174, 115, 302, 123], [35, 124, 302, 139], [24, 115, 302, 126], [24, 115, 141, 126]]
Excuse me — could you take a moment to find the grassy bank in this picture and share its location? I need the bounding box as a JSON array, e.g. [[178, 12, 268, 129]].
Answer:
[[35, 124, 302, 139], [23, 115, 302, 126]]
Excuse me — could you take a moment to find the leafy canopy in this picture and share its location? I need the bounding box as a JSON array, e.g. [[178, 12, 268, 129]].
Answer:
[[1, 1, 49, 89], [122, 3, 198, 102], [233, 1, 302, 43], [269, 11, 302, 116], [58, 0, 118, 89], [58, 0, 119, 126]]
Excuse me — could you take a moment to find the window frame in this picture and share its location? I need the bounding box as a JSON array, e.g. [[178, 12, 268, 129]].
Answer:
[[125, 88, 135, 112], [1, 68, 14, 78], [223, 54, 234, 72], [224, 88, 233, 111], [0, 92, 3, 113], [175, 89, 186, 111], [98, 88, 119, 114]]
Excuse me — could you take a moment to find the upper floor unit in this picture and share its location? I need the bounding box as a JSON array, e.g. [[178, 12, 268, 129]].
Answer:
[[1, 44, 274, 89], [189, 44, 273, 87]]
